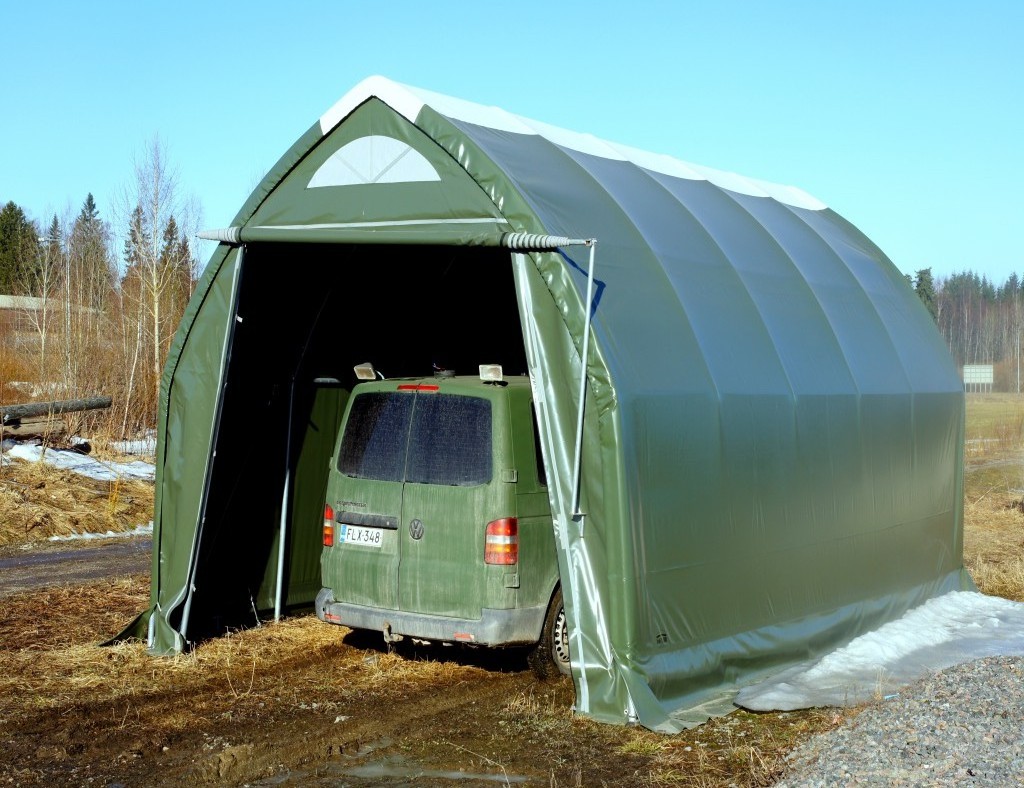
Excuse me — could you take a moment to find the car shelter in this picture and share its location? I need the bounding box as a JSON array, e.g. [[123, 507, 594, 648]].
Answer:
[[121, 76, 969, 731]]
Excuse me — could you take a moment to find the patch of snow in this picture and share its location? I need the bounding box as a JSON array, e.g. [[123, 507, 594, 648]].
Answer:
[[4, 441, 155, 482], [111, 436, 157, 455], [736, 591, 1024, 711], [48, 522, 153, 542]]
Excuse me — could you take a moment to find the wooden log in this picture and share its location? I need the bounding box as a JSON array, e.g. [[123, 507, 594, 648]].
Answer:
[[1, 396, 113, 425], [1, 418, 67, 438]]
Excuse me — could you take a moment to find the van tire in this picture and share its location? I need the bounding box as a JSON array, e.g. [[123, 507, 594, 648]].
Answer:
[[529, 588, 571, 679]]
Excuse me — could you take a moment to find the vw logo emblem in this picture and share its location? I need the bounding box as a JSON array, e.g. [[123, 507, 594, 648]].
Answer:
[[409, 518, 425, 540]]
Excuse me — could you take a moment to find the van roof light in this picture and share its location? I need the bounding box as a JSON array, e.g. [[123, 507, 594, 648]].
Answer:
[[354, 363, 377, 381], [479, 364, 503, 383]]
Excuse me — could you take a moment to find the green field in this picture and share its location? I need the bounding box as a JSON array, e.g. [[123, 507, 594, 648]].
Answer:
[[966, 392, 1024, 442]]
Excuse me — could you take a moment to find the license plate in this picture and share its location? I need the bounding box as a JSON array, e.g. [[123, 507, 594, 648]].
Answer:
[[338, 524, 384, 548]]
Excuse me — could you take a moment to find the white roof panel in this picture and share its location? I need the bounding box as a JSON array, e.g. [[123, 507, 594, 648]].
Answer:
[[319, 76, 826, 211]]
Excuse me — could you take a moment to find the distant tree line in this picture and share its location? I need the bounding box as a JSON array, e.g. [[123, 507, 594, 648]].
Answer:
[[909, 267, 1024, 387], [0, 138, 199, 436]]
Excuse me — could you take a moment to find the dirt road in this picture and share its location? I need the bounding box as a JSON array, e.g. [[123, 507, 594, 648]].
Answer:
[[0, 538, 151, 598]]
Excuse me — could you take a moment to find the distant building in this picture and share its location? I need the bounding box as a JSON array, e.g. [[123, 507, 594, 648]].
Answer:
[[0, 295, 45, 342]]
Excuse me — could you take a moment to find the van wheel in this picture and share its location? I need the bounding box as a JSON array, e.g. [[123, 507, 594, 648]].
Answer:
[[529, 588, 571, 679]]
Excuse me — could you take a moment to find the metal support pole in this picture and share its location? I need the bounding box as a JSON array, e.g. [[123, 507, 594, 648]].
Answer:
[[275, 379, 295, 621], [571, 241, 597, 520], [499, 230, 597, 523]]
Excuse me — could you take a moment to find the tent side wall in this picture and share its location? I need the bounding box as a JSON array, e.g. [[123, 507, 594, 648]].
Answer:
[[512, 250, 635, 723], [134, 117, 330, 652], [436, 118, 967, 729], [143, 245, 242, 651]]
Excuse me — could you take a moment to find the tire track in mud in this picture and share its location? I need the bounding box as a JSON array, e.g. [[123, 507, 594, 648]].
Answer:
[[184, 668, 551, 786], [0, 541, 583, 787]]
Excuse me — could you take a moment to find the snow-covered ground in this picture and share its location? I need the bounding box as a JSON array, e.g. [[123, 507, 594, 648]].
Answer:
[[47, 522, 153, 542], [2, 440, 155, 482], [736, 590, 1024, 710], [110, 435, 157, 455]]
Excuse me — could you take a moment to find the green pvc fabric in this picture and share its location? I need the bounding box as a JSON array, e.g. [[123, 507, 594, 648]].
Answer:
[[416, 108, 967, 729], [282, 386, 348, 607], [243, 99, 511, 246], [138, 79, 967, 733]]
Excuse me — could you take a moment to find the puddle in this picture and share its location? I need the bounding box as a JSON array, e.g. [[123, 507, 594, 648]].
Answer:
[[338, 759, 532, 782], [249, 751, 534, 785]]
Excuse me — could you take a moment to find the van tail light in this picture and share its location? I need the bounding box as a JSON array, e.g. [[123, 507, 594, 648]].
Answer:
[[485, 517, 518, 565], [323, 504, 335, 547]]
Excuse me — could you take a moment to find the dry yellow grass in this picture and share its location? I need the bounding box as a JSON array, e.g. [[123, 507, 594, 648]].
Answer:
[[0, 573, 845, 787], [964, 393, 1024, 443], [0, 455, 153, 547], [963, 393, 1024, 601], [964, 484, 1024, 601], [0, 575, 504, 736]]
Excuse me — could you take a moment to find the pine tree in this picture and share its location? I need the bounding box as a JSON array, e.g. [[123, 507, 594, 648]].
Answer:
[[45, 215, 61, 260], [69, 193, 115, 313], [79, 193, 99, 224], [914, 268, 938, 321], [0, 201, 40, 294]]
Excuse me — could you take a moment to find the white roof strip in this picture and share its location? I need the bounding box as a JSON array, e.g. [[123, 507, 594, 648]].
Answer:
[[320, 76, 827, 211]]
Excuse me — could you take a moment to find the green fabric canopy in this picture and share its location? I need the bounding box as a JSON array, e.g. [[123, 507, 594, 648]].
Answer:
[[126, 76, 968, 731]]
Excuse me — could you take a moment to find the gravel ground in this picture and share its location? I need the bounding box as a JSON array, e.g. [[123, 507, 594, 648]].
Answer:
[[777, 656, 1024, 787]]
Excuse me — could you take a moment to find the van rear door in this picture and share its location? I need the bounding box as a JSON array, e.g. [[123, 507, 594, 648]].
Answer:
[[397, 390, 496, 619], [326, 391, 411, 610]]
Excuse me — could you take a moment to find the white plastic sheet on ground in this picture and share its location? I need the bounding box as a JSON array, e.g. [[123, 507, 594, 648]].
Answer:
[[1, 441, 155, 482], [736, 591, 1024, 711]]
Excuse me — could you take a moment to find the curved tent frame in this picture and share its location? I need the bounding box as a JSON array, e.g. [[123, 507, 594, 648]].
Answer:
[[125, 76, 968, 731]]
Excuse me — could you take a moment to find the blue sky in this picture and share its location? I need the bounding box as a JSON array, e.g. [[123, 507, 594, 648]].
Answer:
[[2, 1, 1021, 283]]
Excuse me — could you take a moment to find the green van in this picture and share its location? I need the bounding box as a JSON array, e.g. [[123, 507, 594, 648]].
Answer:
[[315, 365, 569, 676]]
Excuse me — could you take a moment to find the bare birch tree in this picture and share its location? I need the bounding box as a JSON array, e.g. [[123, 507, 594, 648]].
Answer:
[[20, 214, 64, 384], [119, 137, 198, 431]]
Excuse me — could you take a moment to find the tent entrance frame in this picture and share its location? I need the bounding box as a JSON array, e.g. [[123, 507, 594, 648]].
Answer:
[[173, 236, 599, 651]]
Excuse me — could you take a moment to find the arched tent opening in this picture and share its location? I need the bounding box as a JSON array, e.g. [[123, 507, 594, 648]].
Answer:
[[174, 243, 533, 644], [120, 76, 969, 733]]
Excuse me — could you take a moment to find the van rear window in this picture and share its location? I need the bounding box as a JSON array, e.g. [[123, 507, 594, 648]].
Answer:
[[339, 392, 492, 486], [337, 393, 413, 482]]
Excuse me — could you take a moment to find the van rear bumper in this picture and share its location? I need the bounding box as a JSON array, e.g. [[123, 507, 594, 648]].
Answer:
[[315, 587, 546, 647]]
